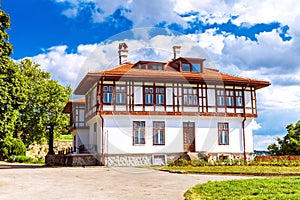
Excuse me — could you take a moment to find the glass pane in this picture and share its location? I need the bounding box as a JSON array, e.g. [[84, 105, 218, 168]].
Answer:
[[182, 63, 190, 72], [192, 63, 201, 72]]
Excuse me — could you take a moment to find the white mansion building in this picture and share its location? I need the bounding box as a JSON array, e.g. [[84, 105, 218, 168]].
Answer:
[[63, 43, 270, 166]]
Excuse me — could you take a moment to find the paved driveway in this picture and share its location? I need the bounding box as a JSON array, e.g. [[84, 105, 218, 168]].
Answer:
[[0, 164, 253, 200]]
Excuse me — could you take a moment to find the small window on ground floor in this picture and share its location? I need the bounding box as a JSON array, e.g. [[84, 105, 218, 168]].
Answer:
[[218, 122, 229, 145], [153, 121, 165, 145], [133, 121, 145, 145]]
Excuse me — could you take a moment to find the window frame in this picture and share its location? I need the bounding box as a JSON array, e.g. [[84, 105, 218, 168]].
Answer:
[[102, 84, 127, 105], [235, 90, 243, 107], [218, 122, 229, 145], [216, 89, 225, 107], [133, 121, 146, 145], [144, 86, 165, 106], [115, 85, 126, 105], [103, 85, 114, 105], [183, 87, 198, 106], [153, 121, 165, 145], [226, 90, 234, 107]]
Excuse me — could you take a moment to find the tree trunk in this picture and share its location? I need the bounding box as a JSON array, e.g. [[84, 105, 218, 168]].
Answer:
[[48, 124, 55, 155]]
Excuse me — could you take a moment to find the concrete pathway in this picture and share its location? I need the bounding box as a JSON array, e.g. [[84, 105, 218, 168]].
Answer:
[[0, 164, 254, 200]]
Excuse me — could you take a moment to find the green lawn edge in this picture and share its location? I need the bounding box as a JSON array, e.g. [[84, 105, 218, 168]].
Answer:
[[184, 176, 300, 200], [153, 166, 300, 176]]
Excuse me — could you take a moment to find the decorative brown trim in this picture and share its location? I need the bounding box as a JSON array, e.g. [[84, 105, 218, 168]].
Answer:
[[100, 111, 257, 118]]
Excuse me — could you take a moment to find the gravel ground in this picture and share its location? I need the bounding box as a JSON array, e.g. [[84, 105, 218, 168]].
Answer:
[[0, 162, 253, 200]]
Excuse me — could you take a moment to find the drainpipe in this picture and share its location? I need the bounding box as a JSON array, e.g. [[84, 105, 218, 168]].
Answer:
[[242, 81, 250, 164], [99, 75, 105, 165]]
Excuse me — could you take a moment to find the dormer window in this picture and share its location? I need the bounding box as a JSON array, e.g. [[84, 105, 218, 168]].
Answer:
[[181, 62, 202, 73], [133, 62, 165, 70]]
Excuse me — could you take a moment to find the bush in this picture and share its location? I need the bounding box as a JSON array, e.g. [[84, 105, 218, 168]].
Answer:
[[6, 155, 34, 163], [0, 137, 26, 159]]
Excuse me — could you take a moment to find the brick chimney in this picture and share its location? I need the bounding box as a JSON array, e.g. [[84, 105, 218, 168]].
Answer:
[[118, 42, 128, 64], [172, 45, 181, 59]]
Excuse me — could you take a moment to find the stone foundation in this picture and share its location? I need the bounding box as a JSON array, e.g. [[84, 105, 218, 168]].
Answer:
[[45, 154, 102, 166], [105, 153, 181, 167]]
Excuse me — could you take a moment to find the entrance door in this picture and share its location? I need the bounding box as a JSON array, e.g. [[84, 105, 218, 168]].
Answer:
[[183, 122, 195, 152]]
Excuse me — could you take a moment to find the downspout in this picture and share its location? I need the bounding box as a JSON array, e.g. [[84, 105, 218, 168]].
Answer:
[[99, 75, 105, 165], [242, 81, 250, 164]]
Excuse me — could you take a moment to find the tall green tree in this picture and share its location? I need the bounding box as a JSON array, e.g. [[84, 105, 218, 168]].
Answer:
[[268, 121, 300, 155], [0, 7, 13, 58], [16, 59, 72, 147], [0, 6, 71, 158]]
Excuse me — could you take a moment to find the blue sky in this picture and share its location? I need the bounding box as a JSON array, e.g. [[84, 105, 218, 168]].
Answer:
[[2, 0, 300, 150]]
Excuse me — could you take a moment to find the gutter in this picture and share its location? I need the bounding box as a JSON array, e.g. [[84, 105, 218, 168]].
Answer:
[[242, 81, 250, 163], [98, 75, 105, 165]]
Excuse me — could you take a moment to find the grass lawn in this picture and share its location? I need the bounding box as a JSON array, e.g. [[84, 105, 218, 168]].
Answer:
[[55, 134, 72, 142], [159, 165, 300, 175], [184, 176, 300, 200]]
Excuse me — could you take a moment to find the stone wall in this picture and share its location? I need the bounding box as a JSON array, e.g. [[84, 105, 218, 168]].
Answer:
[[46, 154, 101, 166], [26, 141, 72, 159], [106, 153, 181, 167]]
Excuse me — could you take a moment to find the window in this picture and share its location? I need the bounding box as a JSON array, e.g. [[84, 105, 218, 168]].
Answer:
[[216, 89, 225, 106], [236, 90, 243, 107], [153, 121, 165, 145], [182, 63, 190, 72], [115, 86, 126, 104], [103, 85, 113, 104], [155, 87, 164, 105], [144, 86, 165, 105], [149, 64, 163, 70], [144, 87, 153, 104], [226, 90, 234, 107], [183, 88, 198, 106], [133, 121, 145, 145], [218, 122, 229, 145], [192, 63, 201, 72], [182, 63, 202, 72]]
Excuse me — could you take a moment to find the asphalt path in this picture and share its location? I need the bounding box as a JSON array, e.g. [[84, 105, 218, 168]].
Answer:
[[0, 162, 253, 200]]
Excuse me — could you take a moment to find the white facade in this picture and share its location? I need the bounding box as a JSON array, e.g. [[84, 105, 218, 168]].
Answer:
[[86, 115, 254, 156]]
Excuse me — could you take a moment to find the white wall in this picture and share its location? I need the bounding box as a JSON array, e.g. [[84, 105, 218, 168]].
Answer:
[[86, 115, 255, 155]]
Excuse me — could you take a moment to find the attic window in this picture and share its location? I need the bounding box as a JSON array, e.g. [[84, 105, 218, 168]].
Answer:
[[181, 62, 202, 73], [192, 63, 201, 72], [136, 63, 164, 70]]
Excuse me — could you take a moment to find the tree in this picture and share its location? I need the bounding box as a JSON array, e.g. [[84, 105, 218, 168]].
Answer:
[[268, 121, 300, 155], [0, 8, 13, 58], [16, 59, 72, 147], [0, 6, 71, 159]]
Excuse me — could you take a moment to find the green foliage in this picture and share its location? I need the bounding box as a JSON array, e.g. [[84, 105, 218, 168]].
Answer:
[[184, 177, 300, 200], [55, 134, 72, 141], [0, 8, 13, 58], [6, 155, 45, 164], [0, 7, 72, 159], [0, 136, 26, 159], [268, 121, 300, 155]]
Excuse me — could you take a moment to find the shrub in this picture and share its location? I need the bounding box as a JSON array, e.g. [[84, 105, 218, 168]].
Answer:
[[191, 159, 206, 167], [6, 155, 33, 163], [0, 137, 26, 159]]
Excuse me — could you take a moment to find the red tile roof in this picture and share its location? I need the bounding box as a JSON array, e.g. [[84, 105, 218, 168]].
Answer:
[[62, 97, 85, 113], [74, 61, 270, 94]]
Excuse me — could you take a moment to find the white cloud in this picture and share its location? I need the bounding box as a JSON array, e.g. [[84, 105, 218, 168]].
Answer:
[[29, 44, 97, 88], [252, 120, 262, 131], [253, 134, 284, 150]]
